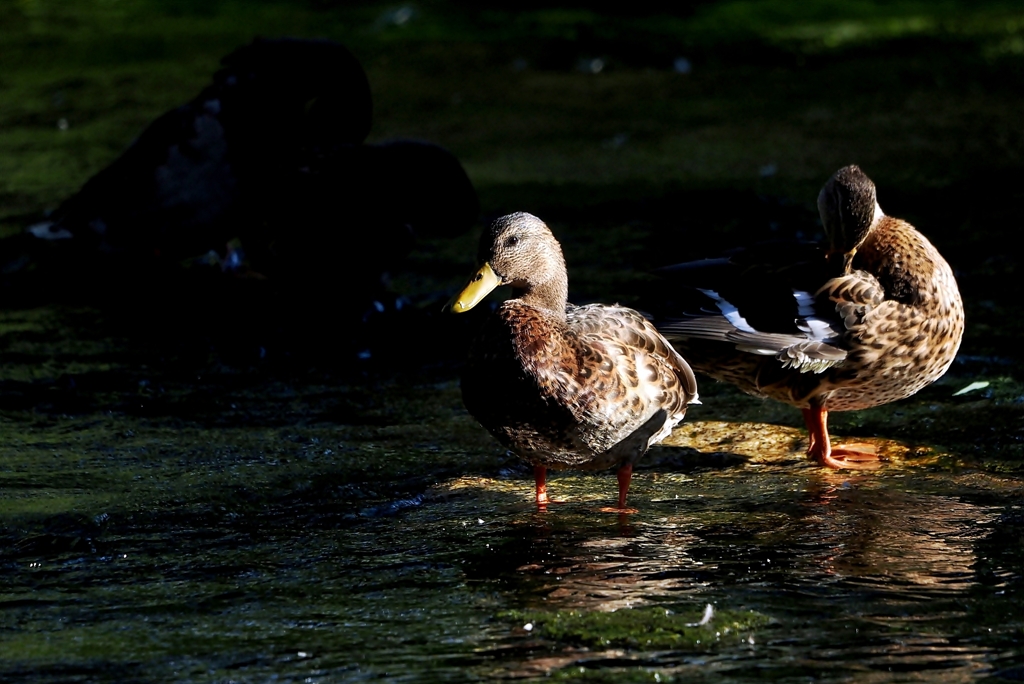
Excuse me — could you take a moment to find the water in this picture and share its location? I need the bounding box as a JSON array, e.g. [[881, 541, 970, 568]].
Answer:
[[1, 306, 1022, 682]]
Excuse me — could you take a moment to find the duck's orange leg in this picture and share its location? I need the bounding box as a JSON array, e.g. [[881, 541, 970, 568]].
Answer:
[[801, 406, 879, 470], [534, 465, 550, 508], [598, 463, 638, 514], [617, 462, 633, 509]]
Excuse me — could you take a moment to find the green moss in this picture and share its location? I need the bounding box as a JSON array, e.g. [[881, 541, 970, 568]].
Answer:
[[550, 669, 672, 683], [5, 0, 1024, 230], [501, 605, 771, 651]]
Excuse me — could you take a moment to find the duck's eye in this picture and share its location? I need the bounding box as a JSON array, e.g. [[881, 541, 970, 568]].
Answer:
[[506, 235, 520, 248]]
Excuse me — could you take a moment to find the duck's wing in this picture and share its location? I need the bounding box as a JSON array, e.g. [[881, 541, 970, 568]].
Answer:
[[650, 241, 861, 373], [565, 304, 698, 449]]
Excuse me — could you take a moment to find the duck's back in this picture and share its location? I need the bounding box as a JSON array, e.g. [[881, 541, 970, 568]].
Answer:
[[817, 217, 964, 410]]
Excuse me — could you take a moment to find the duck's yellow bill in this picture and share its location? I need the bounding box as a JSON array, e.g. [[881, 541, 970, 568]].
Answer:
[[446, 262, 502, 313]]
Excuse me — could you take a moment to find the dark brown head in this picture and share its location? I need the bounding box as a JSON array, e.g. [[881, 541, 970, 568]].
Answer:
[[817, 165, 883, 272], [448, 212, 569, 314]]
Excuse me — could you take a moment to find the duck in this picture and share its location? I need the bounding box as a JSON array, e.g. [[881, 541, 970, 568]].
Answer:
[[27, 37, 374, 261], [448, 212, 699, 510], [651, 165, 964, 469], [14, 38, 479, 332]]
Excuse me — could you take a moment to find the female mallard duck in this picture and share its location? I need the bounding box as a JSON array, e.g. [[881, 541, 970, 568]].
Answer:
[[449, 212, 699, 510], [653, 165, 964, 469]]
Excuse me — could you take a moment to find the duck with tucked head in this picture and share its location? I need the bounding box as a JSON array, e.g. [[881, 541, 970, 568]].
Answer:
[[652, 165, 964, 468], [449, 212, 699, 511]]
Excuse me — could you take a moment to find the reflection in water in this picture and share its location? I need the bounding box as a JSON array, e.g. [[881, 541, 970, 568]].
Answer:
[[512, 527, 708, 612], [460, 470, 1005, 679], [797, 477, 990, 596]]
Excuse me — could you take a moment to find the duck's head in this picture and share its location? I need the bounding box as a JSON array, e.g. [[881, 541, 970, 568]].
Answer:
[[817, 165, 884, 273], [447, 212, 568, 314]]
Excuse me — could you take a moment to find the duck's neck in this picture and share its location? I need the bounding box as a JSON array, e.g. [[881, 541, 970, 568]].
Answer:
[[513, 274, 569, 321]]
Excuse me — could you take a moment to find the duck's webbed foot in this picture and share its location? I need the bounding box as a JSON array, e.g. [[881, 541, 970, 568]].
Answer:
[[823, 444, 881, 470], [802, 407, 882, 470]]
